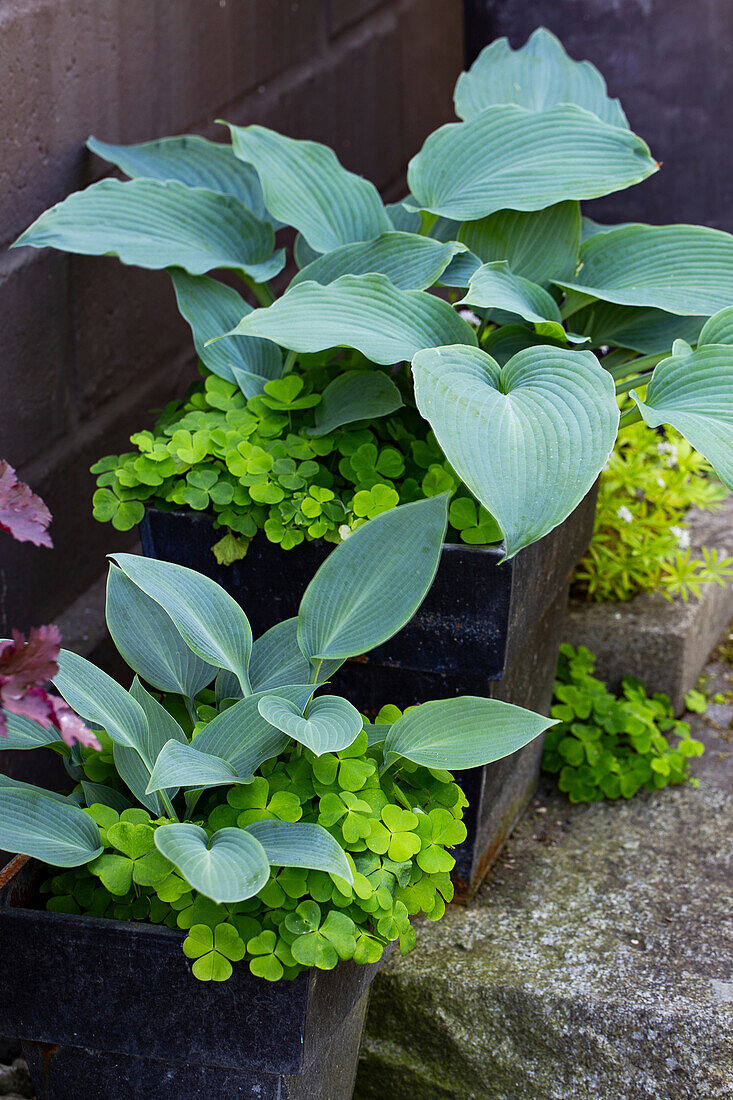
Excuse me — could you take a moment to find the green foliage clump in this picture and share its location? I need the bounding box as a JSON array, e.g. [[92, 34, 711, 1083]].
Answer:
[[43, 705, 467, 983], [542, 644, 704, 802], [91, 357, 499, 563], [573, 422, 733, 603]]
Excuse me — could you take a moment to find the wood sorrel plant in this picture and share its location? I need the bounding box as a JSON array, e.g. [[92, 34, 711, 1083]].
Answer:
[[0, 497, 552, 982], [13, 28, 733, 562]]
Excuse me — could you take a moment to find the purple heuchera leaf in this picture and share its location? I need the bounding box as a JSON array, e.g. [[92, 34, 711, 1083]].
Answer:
[[0, 461, 52, 547], [0, 626, 101, 750]]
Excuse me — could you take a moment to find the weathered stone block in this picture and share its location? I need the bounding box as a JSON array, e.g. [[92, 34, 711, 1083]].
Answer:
[[564, 497, 733, 713], [355, 656, 733, 1099]]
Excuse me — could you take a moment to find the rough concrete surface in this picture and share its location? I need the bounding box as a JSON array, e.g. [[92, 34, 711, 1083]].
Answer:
[[565, 497, 733, 713], [355, 650, 733, 1100]]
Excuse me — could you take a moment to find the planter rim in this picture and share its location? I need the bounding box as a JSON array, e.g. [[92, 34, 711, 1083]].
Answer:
[[144, 505, 506, 558]]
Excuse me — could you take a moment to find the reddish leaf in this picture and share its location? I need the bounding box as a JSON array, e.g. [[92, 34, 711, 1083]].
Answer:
[[0, 625, 101, 750], [0, 461, 52, 547]]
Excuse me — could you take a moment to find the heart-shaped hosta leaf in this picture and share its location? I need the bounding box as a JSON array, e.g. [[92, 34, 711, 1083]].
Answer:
[[154, 823, 270, 903], [382, 696, 553, 771], [454, 28, 628, 127], [457, 202, 581, 286], [569, 301, 704, 355], [412, 344, 619, 557], [112, 554, 253, 695], [106, 564, 216, 699], [246, 820, 353, 883], [698, 306, 733, 346], [170, 271, 282, 397], [407, 105, 656, 221], [257, 695, 363, 755], [0, 779, 102, 867], [193, 685, 315, 773], [54, 649, 150, 758], [0, 713, 62, 750], [631, 345, 733, 488], [298, 494, 448, 660], [290, 232, 466, 291], [459, 261, 574, 341], [146, 739, 251, 794], [227, 124, 391, 253], [228, 274, 476, 365], [87, 134, 267, 215], [309, 371, 403, 436], [555, 224, 733, 315], [13, 178, 284, 283]]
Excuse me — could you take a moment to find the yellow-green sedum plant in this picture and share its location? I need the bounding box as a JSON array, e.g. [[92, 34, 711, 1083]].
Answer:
[[13, 28, 733, 562]]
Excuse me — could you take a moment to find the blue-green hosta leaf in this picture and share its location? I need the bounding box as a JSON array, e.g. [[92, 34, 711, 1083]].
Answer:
[[193, 686, 315, 774], [386, 200, 422, 233], [0, 782, 103, 867], [129, 676, 187, 756], [631, 345, 733, 488], [457, 202, 581, 286], [257, 695, 363, 755], [87, 134, 267, 215], [106, 564, 216, 699], [113, 742, 163, 815], [154, 823, 270, 903], [146, 740, 251, 794], [309, 371, 403, 436], [170, 271, 282, 397], [580, 216, 637, 243], [80, 781, 132, 814], [454, 27, 628, 127], [555, 224, 733, 315], [698, 306, 733, 346], [290, 232, 466, 291], [298, 494, 448, 661], [0, 713, 63, 751], [54, 650, 150, 757], [294, 233, 321, 270], [246, 820, 353, 883], [459, 261, 572, 341], [249, 620, 342, 692], [407, 105, 656, 221], [412, 344, 618, 557], [227, 123, 391, 252], [227, 274, 477, 365], [111, 554, 253, 695], [13, 178, 284, 283], [383, 696, 553, 771], [437, 250, 482, 288], [482, 325, 567, 366], [569, 300, 703, 354]]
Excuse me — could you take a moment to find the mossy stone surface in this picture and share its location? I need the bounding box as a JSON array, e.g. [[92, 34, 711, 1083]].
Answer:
[[355, 657, 733, 1099]]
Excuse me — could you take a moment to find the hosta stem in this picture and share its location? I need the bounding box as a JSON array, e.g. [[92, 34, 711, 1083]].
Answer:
[[160, 792, 179, 822], [244, 278, 275, 307], [614, 371, 652, 396], [606, 351, 666, 381], [618, 405, 643, 429]]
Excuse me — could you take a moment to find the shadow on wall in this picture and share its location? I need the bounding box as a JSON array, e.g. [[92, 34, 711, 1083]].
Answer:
[[464, 0, 733, 231]]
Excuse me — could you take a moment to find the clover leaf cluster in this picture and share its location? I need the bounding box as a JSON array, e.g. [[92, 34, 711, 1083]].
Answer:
[[573, 421, 733, 603], [92, 361, 498, 564], [542, 644, 704, 802], [43, 708, 467, 982]]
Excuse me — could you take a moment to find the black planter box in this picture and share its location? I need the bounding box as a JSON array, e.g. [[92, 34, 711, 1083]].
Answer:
[[0, 856, 383, 1099], [140, 489, 597, 899]]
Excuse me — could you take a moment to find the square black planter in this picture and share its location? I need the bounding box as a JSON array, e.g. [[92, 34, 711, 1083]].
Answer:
[[140, 488, 597, 900], [0, 856, 384, 1099]]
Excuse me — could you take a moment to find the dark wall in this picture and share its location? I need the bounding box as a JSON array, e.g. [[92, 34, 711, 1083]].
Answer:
[[464, 0, 733, 231], [0, 0, 464, 636]]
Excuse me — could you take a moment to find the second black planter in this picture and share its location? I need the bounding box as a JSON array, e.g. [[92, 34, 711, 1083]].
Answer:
[[140, 489, 597, 899], [0, 855, 384, 1100]]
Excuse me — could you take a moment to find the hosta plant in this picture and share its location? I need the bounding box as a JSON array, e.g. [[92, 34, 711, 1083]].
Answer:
[[14, 28, 733, 562], [0, 496, 552, 982]]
